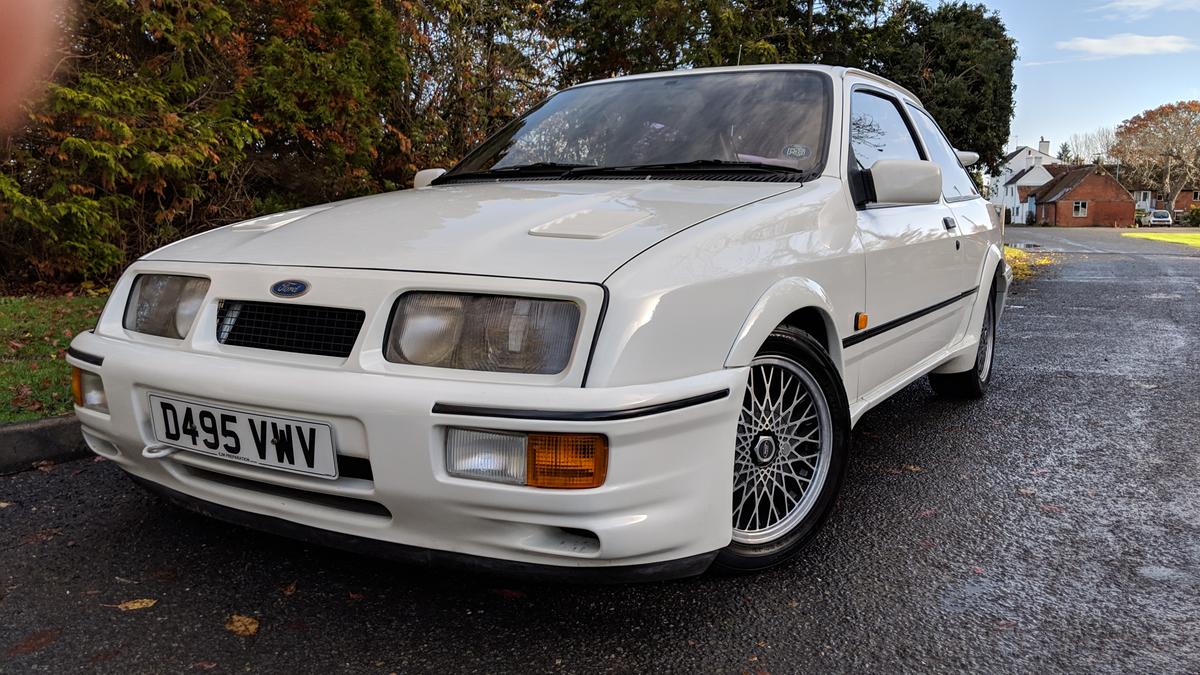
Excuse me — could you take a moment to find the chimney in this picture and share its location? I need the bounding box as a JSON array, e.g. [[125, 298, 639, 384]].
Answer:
[[1039, 137, 1050, 156]]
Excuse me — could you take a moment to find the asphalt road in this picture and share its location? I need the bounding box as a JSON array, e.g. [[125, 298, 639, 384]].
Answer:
[[3, 227, 1198, 673]]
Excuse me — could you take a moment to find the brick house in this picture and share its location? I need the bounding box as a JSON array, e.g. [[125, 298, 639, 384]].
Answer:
[[1129, 186, 1200, 214], [1169, 188, 1200, 216], [1028, 166, 1135, 227]]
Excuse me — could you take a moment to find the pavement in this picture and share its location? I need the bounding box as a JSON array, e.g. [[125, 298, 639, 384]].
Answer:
[[2, 227, 1198, 673]]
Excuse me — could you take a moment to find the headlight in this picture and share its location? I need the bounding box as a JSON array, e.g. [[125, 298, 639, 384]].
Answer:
[[385, 292, 581, 374], [123, 274, 211, 339]]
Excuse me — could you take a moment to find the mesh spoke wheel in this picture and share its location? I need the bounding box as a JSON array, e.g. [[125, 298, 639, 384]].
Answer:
[[732, 355, 834, 545]]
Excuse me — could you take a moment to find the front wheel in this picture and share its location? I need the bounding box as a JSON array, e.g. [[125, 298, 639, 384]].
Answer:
[[712, 327, 851, 574]]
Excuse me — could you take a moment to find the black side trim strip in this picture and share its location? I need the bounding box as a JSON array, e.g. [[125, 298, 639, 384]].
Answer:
[[67, 346, 104, 367], [432, 388, 730, 422], [842, 287, 979, 349]]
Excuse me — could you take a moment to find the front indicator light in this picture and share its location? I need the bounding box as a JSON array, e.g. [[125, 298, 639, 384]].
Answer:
[[527, 433, 608, 489], [71, 367, 108, 412], [444, 428, 607, 489]]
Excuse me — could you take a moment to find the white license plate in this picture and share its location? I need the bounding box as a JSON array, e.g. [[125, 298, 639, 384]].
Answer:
[[148, 394, 338, 479]]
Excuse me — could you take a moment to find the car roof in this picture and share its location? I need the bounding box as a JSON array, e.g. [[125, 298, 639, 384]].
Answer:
[[566, 64, 923, 108]]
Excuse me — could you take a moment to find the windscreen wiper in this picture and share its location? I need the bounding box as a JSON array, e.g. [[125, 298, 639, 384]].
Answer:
[[564, 159, 809, 178], [435, 162, 594, 183]]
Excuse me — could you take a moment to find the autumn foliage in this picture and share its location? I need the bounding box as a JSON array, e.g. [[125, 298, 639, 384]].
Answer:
[[1111, 100, 1200, 211], [0, 0, 1016, 282]]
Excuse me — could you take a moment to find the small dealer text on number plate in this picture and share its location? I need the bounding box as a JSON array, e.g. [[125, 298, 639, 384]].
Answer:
[[148, 394, 338, 479]]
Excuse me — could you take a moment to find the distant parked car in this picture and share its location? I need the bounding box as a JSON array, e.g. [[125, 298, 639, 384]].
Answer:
[[1147, 210, 1173, 226]]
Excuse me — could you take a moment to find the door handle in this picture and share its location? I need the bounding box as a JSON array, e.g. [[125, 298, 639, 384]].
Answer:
[[943, 217, 957, 231]]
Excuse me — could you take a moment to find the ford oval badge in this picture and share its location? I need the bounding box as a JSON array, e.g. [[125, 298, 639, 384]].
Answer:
[[270, 280, 309, 298]]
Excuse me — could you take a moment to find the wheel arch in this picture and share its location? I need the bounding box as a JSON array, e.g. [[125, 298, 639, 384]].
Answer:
[[725, 277, 844, 374], [932, 244, 1007, 375]]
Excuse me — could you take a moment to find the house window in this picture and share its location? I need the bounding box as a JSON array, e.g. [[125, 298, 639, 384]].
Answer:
[[1193, 191, 1199, 201], [1073, 201, 1088, 217]]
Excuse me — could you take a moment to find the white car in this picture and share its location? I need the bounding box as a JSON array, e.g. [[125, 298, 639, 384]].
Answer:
[[1147, 210, 1173, 226], [68, 65, 1010, 581]]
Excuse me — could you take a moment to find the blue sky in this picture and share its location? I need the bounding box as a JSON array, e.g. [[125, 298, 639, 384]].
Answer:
[[964, 0, 1200, 152]]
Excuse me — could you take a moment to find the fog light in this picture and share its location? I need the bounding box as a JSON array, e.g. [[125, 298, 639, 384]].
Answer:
[[444, 428, 608, 489], [527, 433, 608, 489], [71, 367, 108, 413], [445, 428, 527, 485]]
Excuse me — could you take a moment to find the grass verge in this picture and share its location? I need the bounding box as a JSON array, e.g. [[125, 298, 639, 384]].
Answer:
[[1004, 245, 1055, 281], [1121, 231, 1200, 249], [1, 294, 108, 424]]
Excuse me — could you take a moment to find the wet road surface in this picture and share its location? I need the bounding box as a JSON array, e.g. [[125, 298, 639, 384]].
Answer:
[[2, 227, 1198, 673]]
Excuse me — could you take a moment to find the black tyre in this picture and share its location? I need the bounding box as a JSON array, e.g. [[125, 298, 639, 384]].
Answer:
[[929, 287, 996, 399], [712, 326, 851, 574]]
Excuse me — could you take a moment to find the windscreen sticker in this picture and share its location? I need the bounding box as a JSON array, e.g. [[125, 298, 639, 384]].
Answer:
[[784, 144, 812, 160]]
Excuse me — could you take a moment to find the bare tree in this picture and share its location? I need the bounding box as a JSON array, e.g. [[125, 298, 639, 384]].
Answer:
[[1111, 102, 1200, 210], [1068, 126, 1116, 165]]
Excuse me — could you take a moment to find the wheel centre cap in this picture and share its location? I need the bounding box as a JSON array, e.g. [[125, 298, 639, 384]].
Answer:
[[753, 433, 780, 465]]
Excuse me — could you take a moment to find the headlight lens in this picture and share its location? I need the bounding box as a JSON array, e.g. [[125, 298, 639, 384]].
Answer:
[[123, 274, 211, 339], [385, 292, 581, 374]]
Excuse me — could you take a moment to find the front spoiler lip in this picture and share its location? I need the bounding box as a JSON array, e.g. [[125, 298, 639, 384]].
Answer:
[[129, 473, 719, 583]]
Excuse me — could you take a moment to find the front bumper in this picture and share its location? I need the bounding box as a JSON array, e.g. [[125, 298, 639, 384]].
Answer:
[[68, 330, 746, 579]]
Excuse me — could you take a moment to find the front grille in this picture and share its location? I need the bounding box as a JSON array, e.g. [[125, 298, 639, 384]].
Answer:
[[216, 300, 365, 358]]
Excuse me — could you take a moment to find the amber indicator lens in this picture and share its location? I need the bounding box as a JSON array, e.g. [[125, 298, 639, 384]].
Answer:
[[526, 433, 608, 489], [71, 367, 83, 406], [855, 312, 869, 331]]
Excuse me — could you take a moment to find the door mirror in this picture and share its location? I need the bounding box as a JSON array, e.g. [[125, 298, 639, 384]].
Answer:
[[954, 149, 979, 167], [413, 168, 446, 189], [867, 159, 942, 205]]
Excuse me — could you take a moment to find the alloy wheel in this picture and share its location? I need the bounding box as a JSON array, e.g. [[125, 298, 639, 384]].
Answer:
[[732, 356, 834, 545]]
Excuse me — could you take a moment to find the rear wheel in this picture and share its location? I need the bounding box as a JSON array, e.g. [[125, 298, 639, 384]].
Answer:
[[713, 327, 850, 574], [929, 287, 996, 399]]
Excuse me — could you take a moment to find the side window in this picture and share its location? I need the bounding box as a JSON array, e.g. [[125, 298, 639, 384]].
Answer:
[[907, 104, 978, 200], [849, 91, 921, 171]]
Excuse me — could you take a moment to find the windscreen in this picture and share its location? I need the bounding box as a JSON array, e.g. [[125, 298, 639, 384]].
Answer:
[[446, 70, 832, 177]]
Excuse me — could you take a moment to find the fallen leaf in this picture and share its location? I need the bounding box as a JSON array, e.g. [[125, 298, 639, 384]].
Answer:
[[971, 566, 985, 574], [1039, 503, 1065, 514], [918, 508, 938, 518], [34, 460, 54, 473], [995, 619, 1019, 630], [225, 614, 259, 637], [347, 591, 364, 601], [104, 598, 157, 611], [5, 628, 61, 657], [191, 661, 218, 670], [902, 463, 925, 473], [281, 581, 296, 596], [113, 575, 140, 584], [0, 501, 12, 509], [21, 528, 61, 544], [1018, 487, 1036, 497]]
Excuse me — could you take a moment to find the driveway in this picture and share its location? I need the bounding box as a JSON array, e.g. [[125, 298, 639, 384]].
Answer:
[[2, 227, 1198, 673]]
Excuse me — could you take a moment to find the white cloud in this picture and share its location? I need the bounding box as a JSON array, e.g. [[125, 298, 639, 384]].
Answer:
[[1095, 0, 1200, 19], [1054, 33, 1198, 58]]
